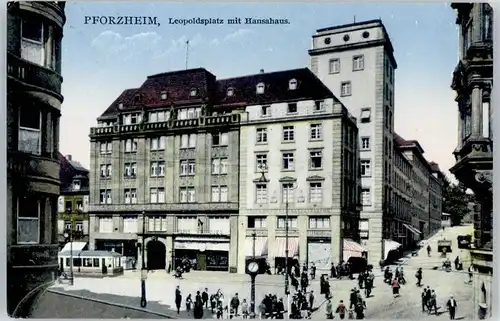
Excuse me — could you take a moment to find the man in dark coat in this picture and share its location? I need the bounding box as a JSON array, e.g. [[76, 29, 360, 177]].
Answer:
[[349, 288, 358, 309], [202, 288, 209, 308], [194, 291, 204, 319], [308, 291, 315, 311], [447, 296, 458, 320], [175, 286, 182, 314], [230, 293, 240, 317], [330, 262, 337, 278]]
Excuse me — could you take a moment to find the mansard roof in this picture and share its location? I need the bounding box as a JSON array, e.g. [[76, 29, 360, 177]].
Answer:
[[98, 67, 336, 118]]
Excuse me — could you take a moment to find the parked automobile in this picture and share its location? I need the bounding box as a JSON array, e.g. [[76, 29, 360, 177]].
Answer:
[[347, 256, 368, 274], [457, 235, 472, 249]]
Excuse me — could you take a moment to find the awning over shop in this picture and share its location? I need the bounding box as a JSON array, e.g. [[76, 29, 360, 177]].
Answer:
[[245, 237, 268, 257], [403, 224, 422, 236], [383, 239, 402, 260], [343, 239, 366, 259], [60, 242, 88, 253], [274, 237, 299, 258], [174, 237, 229, 252]]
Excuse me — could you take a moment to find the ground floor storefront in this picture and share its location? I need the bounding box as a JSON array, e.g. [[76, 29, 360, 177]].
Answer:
[[173, 237, 230, 271]]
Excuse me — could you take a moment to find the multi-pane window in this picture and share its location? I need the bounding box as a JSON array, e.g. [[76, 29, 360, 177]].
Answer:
[[211, 186, 228, 202], [287, 103, 297, 114], [180, 187, 196, 203], [151, 161, 165, 177], [310, 150, 323, 169], [180, 160, 195, 176], [256, 128, 268, 143], [309, 182, 323, 203], [353, 55, 364, 71], [124, 188, 137, 204], [21, 19, 44, 66], [255, 183, 268, 204], [341, 81, 352, 97], [314, 100, 325, 112], [329, 58, 340, 74], [247, 216, 267, 228], [310, 124, 322, 140], [149, 110, 169, 122], [282, 183, 295, 203], [212, 158, 228, 174], [283, 126, 295, 141], [212, 132, 229, 146], [124, 162, 137, 178], [148, 216, 168, 232], [124, 139, 138, 152], [181, 134, 197, 149], [277, 216, 298, 229], [17, 196, 40, 244], [361, 160, 372, 176], [123, 113, 142, 125], [178, 108, 201, 120], [361, 137, 370, 150], [100, 164, 112, 178], [123, 217, 138, 233], [150, 136, 166, 151], [98, 217, 113, 233], [282, 152, 294, 170], [361, 188, 371, 205], [100, 141, 112, 154], [18, 107, 41, 155], [308, 217, 330, 229], [150, 187, 165, 203], [99, 189, 112, 204], [255, 154, 268, 171]]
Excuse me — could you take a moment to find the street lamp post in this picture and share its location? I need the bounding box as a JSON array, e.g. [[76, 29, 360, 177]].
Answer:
[[249, 231, 257, 319], [283, 180, 297, 317], [140, 210, 147, 308], [63, 216, 74, 286]]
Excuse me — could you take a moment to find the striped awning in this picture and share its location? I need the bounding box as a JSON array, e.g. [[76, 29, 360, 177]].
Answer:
[[343, 239, 365, 259], [403, 223, 422, 236], [245, 237, 268, 257], [274, 237, 299, 258]]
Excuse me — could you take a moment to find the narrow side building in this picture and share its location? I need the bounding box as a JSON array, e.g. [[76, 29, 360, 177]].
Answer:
[[6, 1, 66, 317]]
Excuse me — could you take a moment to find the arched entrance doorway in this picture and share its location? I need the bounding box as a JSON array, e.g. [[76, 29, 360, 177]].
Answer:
[[147, 240, 166, 270]]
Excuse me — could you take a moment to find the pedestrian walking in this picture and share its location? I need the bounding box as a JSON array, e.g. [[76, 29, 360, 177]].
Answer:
[[421, 288, 428, 312], [349, 288, 358, 309], [325, 298, 333, 319], [427, 245, 432, 257], [185, 294, 193, 313], [428, 290, 438, 315], [310, 262, 317, 280], [202, 288, 209, 308], [175, 286, 182, 314], [330, 263, 337, 278], [392, 278, 400, 298], [308, 290, 315, 311], [468, 264, 474, 283], [336, 300, 347, 320], [230, 293, 240, 316], [447, 296, 458, 320], [415, 267, 423, 286]]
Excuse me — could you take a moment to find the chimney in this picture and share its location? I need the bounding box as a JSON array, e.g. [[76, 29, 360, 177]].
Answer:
[[260, 69, 264, 74], [65, 155, 72, 161]]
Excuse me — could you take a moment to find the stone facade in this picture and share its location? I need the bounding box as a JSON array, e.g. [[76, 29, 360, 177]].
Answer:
[[450, 3, 493, 319], [237, 96, 360, 273], [6, 1, 66, 317]]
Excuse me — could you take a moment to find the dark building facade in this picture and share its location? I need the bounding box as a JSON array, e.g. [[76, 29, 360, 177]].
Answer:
[[450, 3, 493, 318], [57, 154, 90, 247], [6, 1, 66, 317]]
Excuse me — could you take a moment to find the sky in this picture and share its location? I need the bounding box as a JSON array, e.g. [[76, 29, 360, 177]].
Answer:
[[60, 2, 460, 180]]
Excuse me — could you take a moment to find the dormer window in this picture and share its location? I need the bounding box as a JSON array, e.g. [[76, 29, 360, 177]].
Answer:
[[226, 88, 234, 97], [190, 88, 197, 97], [134, 95, 141, 103], [160, 92, 168, 100], [289, 79, 298, 90], [72, 180, 81, 191], [256, 83, 265, 94], [118, 103, 123, 109]]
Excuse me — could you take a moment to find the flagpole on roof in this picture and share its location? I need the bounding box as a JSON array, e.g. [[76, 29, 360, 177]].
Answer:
[[185, 40, 190, 70]]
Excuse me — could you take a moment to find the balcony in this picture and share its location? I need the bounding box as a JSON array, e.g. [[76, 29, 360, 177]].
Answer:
[[88, 202, 239, 213], [9, 244, 59, 269], [89, 114, 240, 138], [7, 52, 62, 97]]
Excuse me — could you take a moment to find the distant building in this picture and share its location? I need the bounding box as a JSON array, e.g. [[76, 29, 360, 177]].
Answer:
[[57, 154, 90, 248], [6, 1, 66, 317], [236, 68, 361, 273], [450, 3, 493, 319], [309, 19, 397, 264]]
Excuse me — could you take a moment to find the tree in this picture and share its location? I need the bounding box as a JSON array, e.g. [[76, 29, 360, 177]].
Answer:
[[442, 179, 473, 226]]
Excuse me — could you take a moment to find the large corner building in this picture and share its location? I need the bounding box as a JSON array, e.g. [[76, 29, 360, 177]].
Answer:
[[88, 68, 362, 273], [6, 1, 66, 317], [450, 3, 493, 318]]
